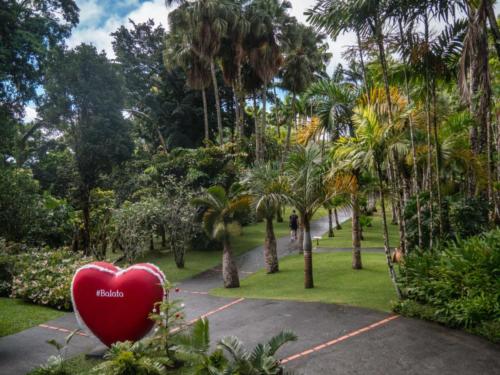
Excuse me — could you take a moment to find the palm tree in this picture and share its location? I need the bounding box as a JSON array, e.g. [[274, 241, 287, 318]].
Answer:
[[167, 0, 235, 145], [245, 0, 290, 161], [305, 77, 358, 141], [280, 22, 331, 151], [284, 144, 331, 288], [164, 24, 212, 144], [328, 151, 363, 269], [192, 186, 250, 288], [243, 163, 289, 273], [333, 105, 403, 297], [323, 194, 348, 237], [219, 0, 250, 141]]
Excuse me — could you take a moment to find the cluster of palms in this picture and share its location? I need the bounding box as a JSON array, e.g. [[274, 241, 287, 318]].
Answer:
[[193, 145, 328, 289], [190, 0, 499, 299], [164, 0, 331, 160]]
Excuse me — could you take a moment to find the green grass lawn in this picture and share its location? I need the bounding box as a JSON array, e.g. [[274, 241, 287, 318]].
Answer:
[[0, 297, 65, 337], [321, 211, 399, 249], [211, 252, 396, 312], [139, 206, 329, 283]]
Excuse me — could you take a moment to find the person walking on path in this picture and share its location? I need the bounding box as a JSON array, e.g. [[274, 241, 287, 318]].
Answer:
[[289, 210, 299, 241]]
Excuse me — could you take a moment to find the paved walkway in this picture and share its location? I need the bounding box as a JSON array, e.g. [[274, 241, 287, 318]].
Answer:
[[1, 212, 499, 374]]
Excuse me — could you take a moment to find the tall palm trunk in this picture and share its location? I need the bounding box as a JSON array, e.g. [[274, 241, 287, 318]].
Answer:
[[233, 85, 240, 141], [398, 20, 423, 249], [356, 29, 370, 103], [390, 156, 406, 253], [374, 21, 393, 122], [285, 92, 296, 152], [351, 192, 362, 270], [302, 214, 314, 288], [376, 163, 402, 298], [297, 215, 304, 253], [432, 79, 444, 237], [201, 88, 209, 145], [261, 84, 267, 161], [222, 237, 239, 288], [424, 13, 434, 248], [264, 218, 279, 273], [253, 92, 260, 161], [273, 84, 281, 140], [328, 208, 334, 237], [210, 60, 223, 145], [334, 208, 342, 229]]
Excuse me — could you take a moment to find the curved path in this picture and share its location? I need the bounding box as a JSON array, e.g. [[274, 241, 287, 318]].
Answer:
[[0, 212, 499, 374]]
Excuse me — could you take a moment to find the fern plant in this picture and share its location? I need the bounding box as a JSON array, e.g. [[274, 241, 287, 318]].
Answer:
[[218, 330, 298, 375]]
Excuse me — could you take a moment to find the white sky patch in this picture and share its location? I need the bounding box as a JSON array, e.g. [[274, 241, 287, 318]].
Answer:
[[24, 105, 38, 123], [78, 0, 105, 26]]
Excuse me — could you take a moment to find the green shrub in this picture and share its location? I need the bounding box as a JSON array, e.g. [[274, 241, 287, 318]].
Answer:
[[395, 229, 500, 342], [10, 248, 93, 310], [449, 196, 490, 239]]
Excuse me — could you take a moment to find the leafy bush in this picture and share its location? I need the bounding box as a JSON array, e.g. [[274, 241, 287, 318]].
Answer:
[[147, 144, 245, 190], [394, 229, 500, 342], [10, 248, 93, 310], [449, 196, 490, 239], [112, 197, 163, 262]]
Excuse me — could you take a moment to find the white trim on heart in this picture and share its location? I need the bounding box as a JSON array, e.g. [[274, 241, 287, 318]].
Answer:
[[70, 262, 167, 344]]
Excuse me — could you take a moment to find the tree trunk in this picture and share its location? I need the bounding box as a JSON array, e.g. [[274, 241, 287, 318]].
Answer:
[[334, 208, 342, 229], [486, 0, 500, 59], [201, 88, 209, 145], [285, 92, 295, 153], [264, 218, 279, 273], [222, 237, 239, 288], [260, 84, 267, 161], [356, 28, 370, 103], [432, 79, 444, 238], [375, 21, 393, 122], [161, 225, 166, 248], [149, 234, 155, 252], [302, 214, 314, 289], [398, 19, 423, 250], [351, 192, 362, 269], [328, 208, 334, 237], [253, 92, 260, 161], [398, 20, 423, 249], [391, 199, 398, 225], [173, 241, 185, 269], [238, 94, 245, 141], [273, 84, 281, 140], [297, 215, 304, 253], [210, 60, 223, 145], [233, 85, 240, 142], [424, 12, 434, 249], [377, 163, 402, 299]]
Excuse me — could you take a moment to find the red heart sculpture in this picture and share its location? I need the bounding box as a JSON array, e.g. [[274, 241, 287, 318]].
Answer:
[[71, 262, 165, 347]]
